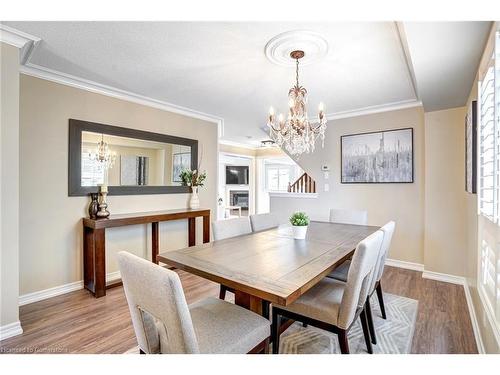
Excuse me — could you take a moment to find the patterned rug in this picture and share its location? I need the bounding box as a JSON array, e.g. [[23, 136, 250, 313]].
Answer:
[[279, 293, 418, 354], [125, 293, 418, 354]]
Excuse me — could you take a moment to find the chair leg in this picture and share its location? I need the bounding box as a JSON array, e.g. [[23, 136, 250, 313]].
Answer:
[[262, 300, 270, 320], [376, 282, 387, 320], [219, 285, 227, 300], [338, 329, 350, 354], [359, 310, 373, 354], [271, 309, 281, 354], [365, 298, 377, 345], [262, 338, 270, 354]]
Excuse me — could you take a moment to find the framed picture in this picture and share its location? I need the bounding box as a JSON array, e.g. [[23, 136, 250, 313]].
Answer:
[[341, 127, 414, 183], [172, 152, 191, 183], [465, 101, 477, 194]]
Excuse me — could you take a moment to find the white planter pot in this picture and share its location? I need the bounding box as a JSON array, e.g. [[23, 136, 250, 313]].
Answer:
[[189, 186, 200, 209], [292, 225, 308, 240]]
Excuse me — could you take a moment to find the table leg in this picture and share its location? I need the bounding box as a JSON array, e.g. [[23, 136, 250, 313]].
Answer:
[[188, 217, 196, 246], [202, 213, 210, 243], [83, 226, 106, 298], [234, 290, 263, 316], [152, 222, 159, 264]]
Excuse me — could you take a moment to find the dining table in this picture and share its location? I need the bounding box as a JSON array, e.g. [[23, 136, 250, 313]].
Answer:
[[158, 220, 380, 316]]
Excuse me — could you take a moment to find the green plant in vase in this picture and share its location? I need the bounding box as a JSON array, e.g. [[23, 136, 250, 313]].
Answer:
[[290, 211, 310, 239], [179, 168, 207, 209]]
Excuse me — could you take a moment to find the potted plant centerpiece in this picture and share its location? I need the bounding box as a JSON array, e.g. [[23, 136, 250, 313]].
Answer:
[[290, 211, 310, 239], [180, 168, 207, 209]]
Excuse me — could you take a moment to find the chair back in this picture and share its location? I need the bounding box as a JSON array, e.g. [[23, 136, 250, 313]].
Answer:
[[329, 209, 368, 225], [249, 213, 281, 232], [374, 221, 396, 283], [117, 251, 199, 354], [212, 217, 252, 241], [337, 230, 384, 329]]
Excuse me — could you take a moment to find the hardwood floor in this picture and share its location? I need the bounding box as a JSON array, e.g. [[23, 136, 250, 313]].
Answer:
[[0, 266, 477, 354]]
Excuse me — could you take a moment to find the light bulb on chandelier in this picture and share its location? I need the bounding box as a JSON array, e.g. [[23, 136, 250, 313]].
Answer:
[[267, 50, 327, 157]]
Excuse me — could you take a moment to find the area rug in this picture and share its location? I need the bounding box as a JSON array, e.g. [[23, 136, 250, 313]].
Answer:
[[125, 293, 418, 354], [278, 293, 418, 354]]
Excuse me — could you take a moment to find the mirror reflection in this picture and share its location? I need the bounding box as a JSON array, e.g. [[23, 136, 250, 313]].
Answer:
[[81, 131, 191, 187]]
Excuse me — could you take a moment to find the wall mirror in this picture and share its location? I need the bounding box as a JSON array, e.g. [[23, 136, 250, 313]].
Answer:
[[69, 119, 198, 196]]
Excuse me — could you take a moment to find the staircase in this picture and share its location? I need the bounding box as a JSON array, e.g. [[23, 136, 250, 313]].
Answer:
[[287, 173, 316, 193]]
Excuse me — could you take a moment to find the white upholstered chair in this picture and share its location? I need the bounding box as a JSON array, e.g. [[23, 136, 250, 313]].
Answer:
[[117, 251, 270, 354], [328, 221, 396, 345], [249, 213, 281, 232], [212, 217, 252, 300], [329, 208, 368, 225], [271, 230, 384, 354], [212, 217, 252, 241]]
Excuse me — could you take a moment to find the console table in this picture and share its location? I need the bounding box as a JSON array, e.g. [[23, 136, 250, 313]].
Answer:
[[83, 208, 210, 298]]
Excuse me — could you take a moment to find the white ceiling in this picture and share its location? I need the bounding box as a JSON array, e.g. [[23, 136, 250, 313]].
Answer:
[[403, 22, 491, 111], [2, 21, 491, 145]]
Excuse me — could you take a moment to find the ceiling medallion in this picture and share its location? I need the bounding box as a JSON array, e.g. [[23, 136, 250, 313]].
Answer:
[[265, 30, 329, 67], [267, 50, 327, 157]]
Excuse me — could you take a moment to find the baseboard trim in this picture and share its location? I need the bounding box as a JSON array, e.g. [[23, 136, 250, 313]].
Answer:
[[463, 280, 485, 353], [385, 258, 424, 272], [0, 321, 23, 341], [18, 271, 121, 306], [421, 270, 466, 285]]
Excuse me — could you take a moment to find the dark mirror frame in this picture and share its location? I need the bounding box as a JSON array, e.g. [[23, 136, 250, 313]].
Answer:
[[68, 119, 198, 196]]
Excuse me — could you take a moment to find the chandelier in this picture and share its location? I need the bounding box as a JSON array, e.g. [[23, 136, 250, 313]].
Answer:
[[89, 134, 116, 170], [267, 50, 327, 157]]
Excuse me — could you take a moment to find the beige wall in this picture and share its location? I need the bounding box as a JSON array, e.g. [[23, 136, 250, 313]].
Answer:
[[19, 75, 218, 295], [0, 43, 20, 328], [423, 107, 467, 276], [272, 106, 426, 264]]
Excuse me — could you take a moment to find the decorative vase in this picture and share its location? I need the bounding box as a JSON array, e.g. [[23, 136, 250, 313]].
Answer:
[[88, 193, 99, 219], [96, 187, 110, 218], [189, 186, 200, 209], [292, 225, 308, 240]]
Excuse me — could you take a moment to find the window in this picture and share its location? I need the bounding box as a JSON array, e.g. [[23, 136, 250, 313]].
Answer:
[[265, 164, 292, 192], [478, 31, 500, 333], [478, 55, 497, 222]]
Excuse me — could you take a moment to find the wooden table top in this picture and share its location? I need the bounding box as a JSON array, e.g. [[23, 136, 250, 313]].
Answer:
[[83, 208, 210, 229], [158, 221, 379, 306]]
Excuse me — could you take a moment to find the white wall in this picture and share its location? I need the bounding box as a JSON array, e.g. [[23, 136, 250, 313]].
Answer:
[[19, 75, 218, 295], [0, 42, 21, 334], [272, 106, 426, 264]]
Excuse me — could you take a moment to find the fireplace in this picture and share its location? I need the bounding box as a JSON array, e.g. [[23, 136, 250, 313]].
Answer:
[[230, 190, 249, 211]]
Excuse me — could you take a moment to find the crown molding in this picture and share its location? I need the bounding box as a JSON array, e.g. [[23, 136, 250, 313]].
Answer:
[[325, 99, 423, 121], [21, 62, 225, 134], [1, 25, 224, 137], [0, 24, 40, 64]]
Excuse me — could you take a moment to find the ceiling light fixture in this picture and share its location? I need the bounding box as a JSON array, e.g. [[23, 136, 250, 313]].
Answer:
[[89, 134, 116, 170], [267, 50, 327, 157]]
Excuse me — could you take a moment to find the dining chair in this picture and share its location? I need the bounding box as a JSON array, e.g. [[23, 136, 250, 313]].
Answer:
[[212, 217, 252, 300], [328, 221, 396, 345], [117, 251, 270, 354], [271, 230, 384, 354], [249, 212, 281, 232], [329, 208, 368, 225]]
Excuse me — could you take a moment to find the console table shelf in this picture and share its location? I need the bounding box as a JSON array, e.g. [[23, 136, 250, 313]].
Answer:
[[83, 208, 210, 298]]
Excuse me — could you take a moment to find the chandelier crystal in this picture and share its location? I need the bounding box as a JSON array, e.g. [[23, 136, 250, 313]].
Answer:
[[267, 50, 327, 157], [89, 134, 116, 170]]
